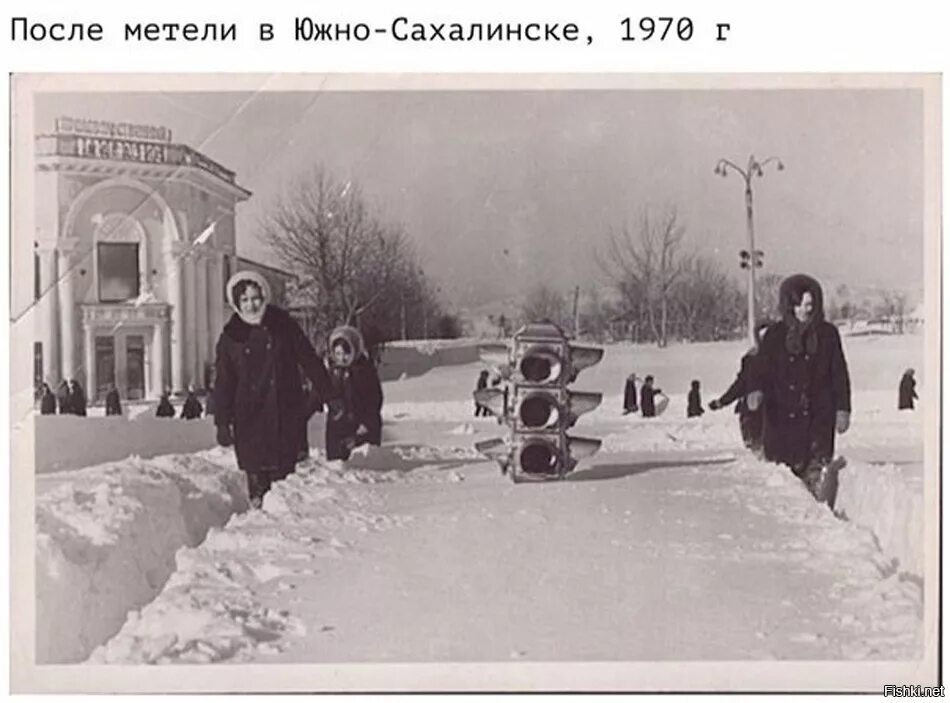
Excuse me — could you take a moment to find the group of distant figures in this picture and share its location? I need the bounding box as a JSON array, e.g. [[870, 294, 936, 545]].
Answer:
[[36, 380, 208, 420]]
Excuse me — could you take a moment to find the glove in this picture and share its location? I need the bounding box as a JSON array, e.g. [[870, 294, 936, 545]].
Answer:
[[327, 398, 345, 421], [709, 399, 721, 411], [835, 410, 851, 434], [216, 424, 234, 447], [746, 391, 763, 412]]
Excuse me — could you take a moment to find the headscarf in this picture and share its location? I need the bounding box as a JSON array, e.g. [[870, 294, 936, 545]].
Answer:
[[778, 273, 825, 356], [328, 325, 366, 367], [225, 270, 272, 326]]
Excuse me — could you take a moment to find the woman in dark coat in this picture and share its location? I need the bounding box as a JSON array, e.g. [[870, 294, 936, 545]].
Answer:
[[105, 385, 123, 416], [686, 380, 704, 418], [39, 383, 57, 415], [325, 325, 384, 462], [156, 391, 175, 418], [214, 271, 334, 507], [622, 373, 639, 415], [67, 379, 87, 416], [898, 369, 917, 410], [749, 274, 851, 487], [180, 386, 204, 420], [56, 380, 70, 415]]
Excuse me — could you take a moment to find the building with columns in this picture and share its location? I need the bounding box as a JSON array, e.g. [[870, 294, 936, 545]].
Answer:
[[29, 116, 288, 403]]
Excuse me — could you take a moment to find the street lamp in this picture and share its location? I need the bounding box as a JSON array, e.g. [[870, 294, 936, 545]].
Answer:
[[714, 154, 784, 346]]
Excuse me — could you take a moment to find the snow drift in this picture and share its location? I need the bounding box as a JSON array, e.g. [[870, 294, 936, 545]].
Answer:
[[35, 449, 248, 663]]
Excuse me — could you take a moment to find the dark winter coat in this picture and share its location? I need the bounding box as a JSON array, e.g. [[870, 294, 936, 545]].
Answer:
[[687, 388, 704, 418], [640, 384, 662, 418], [156, 395, 175, 418], [898, 373, 917, 410], [623, 377, 638, 412], [750, 274, 851, 470], [105, 388, 122, 416], [326, 354, 384, 461], [214, 305, 333, 476], [40, 387, 57, 415], [67, 382, 87, 416], [715, 349, 764, 450], [180, 393, 203, 420], [718, 347, 769, 418]]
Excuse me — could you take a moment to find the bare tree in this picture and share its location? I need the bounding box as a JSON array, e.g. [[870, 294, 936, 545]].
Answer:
[[598, 208, 687, 347], [754, 272, 784, 323], [520, 284, 569, 329], [260, 167, 445, 347], [672, 255, 744, 341], [878, 289, 909, 333]]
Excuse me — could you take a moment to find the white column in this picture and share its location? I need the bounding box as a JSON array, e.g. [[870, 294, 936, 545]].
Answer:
[[151, 321, 165, 399], [184, 253, 198, 388], [83, 322, 95, 403], [210, 251, 225, 337], [57, 248, 76, 381], [195, 253, 210, 388], [38, 247, 59, 383], [165, 244, 184, 393]]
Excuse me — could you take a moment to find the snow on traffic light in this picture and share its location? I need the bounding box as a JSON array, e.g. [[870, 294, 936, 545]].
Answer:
[[473, 321, 604, 482]]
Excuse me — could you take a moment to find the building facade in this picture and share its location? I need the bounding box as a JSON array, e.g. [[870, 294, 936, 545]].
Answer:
[[31, 116, 256, 402]]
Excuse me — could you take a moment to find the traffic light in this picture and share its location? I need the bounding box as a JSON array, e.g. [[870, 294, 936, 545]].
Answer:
[[739, 249, 764, 269], [473, 321, 604, 482]]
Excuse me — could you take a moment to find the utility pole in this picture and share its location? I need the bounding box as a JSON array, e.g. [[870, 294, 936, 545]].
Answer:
[[714, 154, 784, 345]]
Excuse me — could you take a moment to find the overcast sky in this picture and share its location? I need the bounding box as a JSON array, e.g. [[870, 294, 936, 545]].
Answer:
[[35, 85, 924, 310]]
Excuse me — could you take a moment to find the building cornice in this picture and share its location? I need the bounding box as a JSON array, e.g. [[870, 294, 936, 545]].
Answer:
[[36, 135, 252, 202]]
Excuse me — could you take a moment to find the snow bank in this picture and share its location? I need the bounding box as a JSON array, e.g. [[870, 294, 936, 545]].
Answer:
[[35, 449, 248, 663], [378, 341, 479, 381], [33, 415, 218, 474], [88, 455, 459, 664], [834, 462, 924, 578]]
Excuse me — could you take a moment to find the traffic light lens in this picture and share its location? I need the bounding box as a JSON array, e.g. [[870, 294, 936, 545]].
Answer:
[[520, 355, 552, 382], [519, 395, 558, 428], [520, 443, 559, 475]]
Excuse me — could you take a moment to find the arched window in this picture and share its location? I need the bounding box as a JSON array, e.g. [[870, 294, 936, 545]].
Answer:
[[94, 214, 147, 303]]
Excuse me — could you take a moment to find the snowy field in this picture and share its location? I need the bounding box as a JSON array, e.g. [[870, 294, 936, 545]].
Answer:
[[27, 333, 932, 679]]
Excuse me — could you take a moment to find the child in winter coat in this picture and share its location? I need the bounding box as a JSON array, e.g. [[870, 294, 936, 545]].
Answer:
[[325, 326, 384, 461]]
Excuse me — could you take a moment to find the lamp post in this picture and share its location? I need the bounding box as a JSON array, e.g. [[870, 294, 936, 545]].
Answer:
[[714, 154, 784, 346]]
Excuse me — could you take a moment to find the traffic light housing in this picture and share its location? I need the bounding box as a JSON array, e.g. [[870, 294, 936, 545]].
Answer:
[[473, 321, 604, 482]]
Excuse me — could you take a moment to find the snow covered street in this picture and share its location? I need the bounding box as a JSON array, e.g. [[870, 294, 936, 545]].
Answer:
[[86, 445, 922, 665], [27, 335, 932, 684]]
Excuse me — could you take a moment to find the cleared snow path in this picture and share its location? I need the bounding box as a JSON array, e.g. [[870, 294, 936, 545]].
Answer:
[[91, 447, 921, 664]]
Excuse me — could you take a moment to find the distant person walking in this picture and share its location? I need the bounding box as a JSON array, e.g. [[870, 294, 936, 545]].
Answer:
[[105, 385, 123, 416], [898, 369, 918, 410], [67, 379, 87, 416], [622, 373, 639, 415], [214, 270, 335, 507], [687, 380, 705, 418], [180, 385, 204, 420], [709, 322, 770, 453], [39, 383, 56, 415], [640, 375, 663, 418], [156, 391, 176, 418], [474, 370, 491, 417], [748, 274, 851, 504]]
